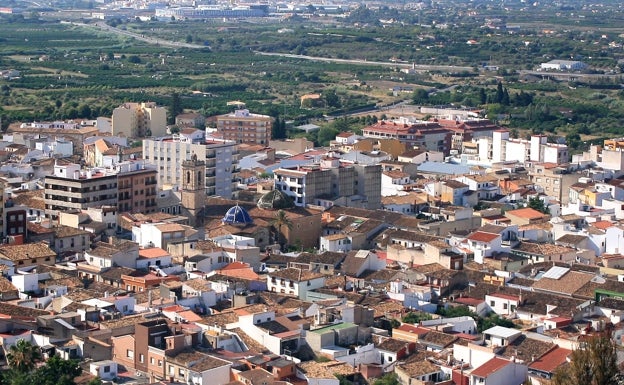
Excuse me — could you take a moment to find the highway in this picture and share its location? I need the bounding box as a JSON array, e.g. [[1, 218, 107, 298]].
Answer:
[[72, 21, 210, 50], [253, 51, 474, 73]]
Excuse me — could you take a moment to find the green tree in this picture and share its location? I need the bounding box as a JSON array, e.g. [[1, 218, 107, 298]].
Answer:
[[412, 88, 429, 104], [323, 89, 341, 109], [32, 355, 82, 385], [317, 125, 339, 146], [271, 210, 293, 250], [373, 373, 399, 385], [479, 88, 487, 105], [168, 92, 182, 124], [402, 312, 433, 324], [6, 339, 41, 373], [527, 196, 549, 214], [477, 314, 515, 333], [272, 116, 286, 139], [496, 81, 504, 104], [436, 305, 475, 318], [553, 335, 617, 385]]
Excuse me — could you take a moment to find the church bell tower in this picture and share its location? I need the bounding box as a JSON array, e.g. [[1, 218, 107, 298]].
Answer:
[[181, 153, 206, 227]]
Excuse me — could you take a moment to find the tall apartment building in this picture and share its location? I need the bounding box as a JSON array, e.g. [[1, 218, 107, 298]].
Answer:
[[45, 163, 118, 219], [273, 157, 381, 210], [142, 135, 238, 198], [529, 163, 578, 204], [112, 102, 167, 138], [216, 108, 272, 145], [117, 165, 158, 214], [0, 177, 27, 240], [44, 162, 158, 218]]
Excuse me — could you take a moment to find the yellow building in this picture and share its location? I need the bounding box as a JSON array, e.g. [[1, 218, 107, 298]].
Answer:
[[112, 102, 167, 138]]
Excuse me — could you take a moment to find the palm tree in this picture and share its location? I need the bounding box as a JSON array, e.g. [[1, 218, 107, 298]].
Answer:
[[6, 339, 41, 373], [271, 210, 293, 250]]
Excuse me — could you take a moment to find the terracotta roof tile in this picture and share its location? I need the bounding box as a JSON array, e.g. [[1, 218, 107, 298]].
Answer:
[[0, 242, 56, 261], [506, 208, 546, 220], [529, 346, 571, 373], [471, 357, 511, 378], [532, 271, 594, 295], [269, 268, 324, 282], [467, 231, 500, 243], [138, 247, 170, 259]]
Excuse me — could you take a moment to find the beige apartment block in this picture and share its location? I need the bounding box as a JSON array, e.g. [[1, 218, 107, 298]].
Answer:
[[112, 102, 167, 138], [216, 109, 272, 145]]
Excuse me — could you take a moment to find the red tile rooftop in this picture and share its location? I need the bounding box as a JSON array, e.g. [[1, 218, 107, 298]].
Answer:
[[452, 332, 480, 341], [601, 254, 624, 259], [545, 317, 572, 323], [592, 220, 614, 230], [177, 310, 202, 322], [455, 297, 485, 306], [138, 247, 170, 259], [466, 231, 499, 243], [506, 207, 546, 220], [470, 357, 511, 378], [487, 293, 520, 301], [162, 305, 186, 312], [396, 324, 430, 335], [529, 347, 571, 373]]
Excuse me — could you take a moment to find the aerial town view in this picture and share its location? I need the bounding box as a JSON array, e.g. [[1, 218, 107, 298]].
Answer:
[[1, 0, 624, 384]]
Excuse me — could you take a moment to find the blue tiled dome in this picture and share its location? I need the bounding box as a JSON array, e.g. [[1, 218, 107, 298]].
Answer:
[[222, 204, 253, 225]]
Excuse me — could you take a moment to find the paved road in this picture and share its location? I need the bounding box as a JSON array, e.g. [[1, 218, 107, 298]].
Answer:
[[519, 69, 622, 80], [72, 21, 209, 49], [254, 51, 474, 72]]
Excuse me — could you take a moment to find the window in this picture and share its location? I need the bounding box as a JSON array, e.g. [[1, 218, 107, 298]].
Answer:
[[103, 366, 110, 373], [139, 354, 144, 363], [178, 369, 185, 377], [158, 360, 162, 367], [503, 303, 508, 310], [150, 357, 155, 364], [490, 301, 495, 306], [127, 350, 134, 358]]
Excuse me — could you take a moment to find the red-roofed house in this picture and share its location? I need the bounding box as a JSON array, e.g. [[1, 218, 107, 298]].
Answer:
[[215, 262, 261, 281], [505, 208, 548, 226], [454, 297, 488, 317], [528, 346, 571, 381], [543, 316, 572, 331], [136, 247, 172, 269], [392, 324, 430, 343], [470, 357, 527, 385], [485, 293, 521, 316], [121, 271, 180, 292], [592, 220, 614, 231], [334, 131, 360, 145], [465, 231, 505, 264]]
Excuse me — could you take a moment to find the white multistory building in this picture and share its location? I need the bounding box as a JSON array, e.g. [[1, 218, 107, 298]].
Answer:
[[142, 132, 238, 198]]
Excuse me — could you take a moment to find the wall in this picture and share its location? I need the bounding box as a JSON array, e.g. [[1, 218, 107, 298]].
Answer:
[[335, 343, 379, 365], [111, 334, 136, 371], [452, 343, 495, 370], [196, 362, 232, 385]]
